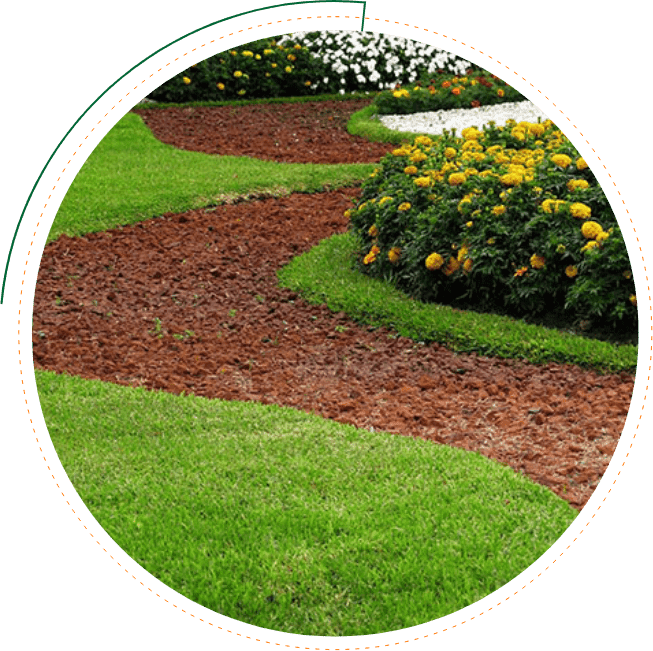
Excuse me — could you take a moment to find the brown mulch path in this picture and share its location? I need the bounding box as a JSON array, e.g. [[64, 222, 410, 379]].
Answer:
[[134, 98, 398, 164], [33, 185, 634, 512]]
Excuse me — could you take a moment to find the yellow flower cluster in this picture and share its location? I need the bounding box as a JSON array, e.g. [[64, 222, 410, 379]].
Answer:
[[581, 221, 603, 240], [398, 202, 411, 211], [425, 252, 445, 270], [570, 202, 591, 219], [388, 247, 401, 264], [363, 245, 380, 265], [567, 179, 589, 191], [530, 254, 546, 269], [565, 265, 578, 278]]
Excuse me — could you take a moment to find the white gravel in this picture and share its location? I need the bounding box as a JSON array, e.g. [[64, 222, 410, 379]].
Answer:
[[377, 100, 552, 136]]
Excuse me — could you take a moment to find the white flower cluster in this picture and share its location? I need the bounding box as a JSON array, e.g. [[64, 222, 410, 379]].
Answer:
[[277, 30, 473, 94]]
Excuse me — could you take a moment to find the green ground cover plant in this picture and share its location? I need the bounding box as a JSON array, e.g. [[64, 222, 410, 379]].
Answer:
[[36, 43, 635, 633]]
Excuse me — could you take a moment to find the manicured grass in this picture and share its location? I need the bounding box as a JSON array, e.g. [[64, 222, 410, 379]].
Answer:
[[37, 92, 619, 635], [347, 102, 427, 144], [37, 369, 578, 637]]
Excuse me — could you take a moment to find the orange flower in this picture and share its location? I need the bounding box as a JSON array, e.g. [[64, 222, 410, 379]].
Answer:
[[471, 100, 481, 108], [451, 86, 461, 95], [498, 89, 505, 97], [514, 266, 528, 277], [442, 80, 452, 88]]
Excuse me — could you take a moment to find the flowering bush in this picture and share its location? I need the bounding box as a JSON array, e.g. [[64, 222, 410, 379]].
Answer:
[[148, 38, 330, 102], [347, 121, 636, 335], [148, 31, 475, 102], [276, 30, 476, 94], [372, 71, 526, 115]]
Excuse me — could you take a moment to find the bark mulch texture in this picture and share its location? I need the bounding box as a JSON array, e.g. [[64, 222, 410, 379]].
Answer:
[[134, 99, 398, 164], [34, 188, 634, 512]]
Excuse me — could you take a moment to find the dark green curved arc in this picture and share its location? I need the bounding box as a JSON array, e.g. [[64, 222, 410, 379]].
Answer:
[[1, 0, 367, 304]]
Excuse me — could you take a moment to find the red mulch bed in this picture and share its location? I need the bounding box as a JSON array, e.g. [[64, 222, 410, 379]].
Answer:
[[32, 100, 635, 512]]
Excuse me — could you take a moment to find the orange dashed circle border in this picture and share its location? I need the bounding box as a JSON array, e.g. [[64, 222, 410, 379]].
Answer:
[[14, 13, 650, 650]]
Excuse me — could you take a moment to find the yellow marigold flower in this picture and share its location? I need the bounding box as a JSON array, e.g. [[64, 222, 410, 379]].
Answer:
[[630, 294, 637, 306], [183, 76, 191, 84], [388, 247, 401, 264], [511, 127, 526, 141], [461, 140, 484, 152], [426, 253, 445, 270], [234, 70, 243, 78], [556, 244, 566, 254], [414, 135, 433, 147], [461, 127, 482, 140], [263, 49, 273, 55], [533, 186, 543, 194], [255, 54, 261, 60], [498, 89, 505, 97], [623, 270, 632, 279], [466, 221, 474, 228], [294, 44, 302, 50], [448, 172, 467, 186], [595, 231, 610, 244], [237, 89, 246, 96], [457, 245, 469, 262], [404, 165, 418, 175], [514, 266, 528, 277], [392, 147, 409, 157], [371, 245, 380, 255], [567, 179, 590, 191], [305, 80, 311, 86], [393, 89, 410, 98], [551, 153, 572, 169], [368, 224, 378, 237], [570, 202, 592, 219], [527, 123, 545, 137], [414, 176, 432, 188], [379, 196, 393, 205], [492, 205, 506, 216], [463, 258, 473, 273], [577, 157, 588, 170], [410, 151, 428, 163], [487, 237, 496, 245], [500, 172, 523, 187], [443, 257, 460, 276], [285, 66, 292, 73], [271, 63, 278, 68], [363, 253, 375, 265], [465, 168, 479, 176], [565, 265, 578, 278], [530, 254, 546, 269], [444, 147, 458, 159], [287, 53, 297, 61], [217, 82, 225, 90], [581, 240, 600, 253], [398, 202, 411, 211], [242, 50, 254, 57], [541, 199, 565, 214]]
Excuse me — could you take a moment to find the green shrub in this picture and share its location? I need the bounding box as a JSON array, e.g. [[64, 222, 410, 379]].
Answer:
[[372, 71, 526, 115], [346, 119, 637, 338], [148, 38, 331, 102]]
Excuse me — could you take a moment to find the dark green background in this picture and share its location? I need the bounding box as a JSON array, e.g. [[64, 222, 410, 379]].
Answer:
[[0, 0, 653, 649]]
